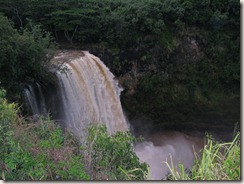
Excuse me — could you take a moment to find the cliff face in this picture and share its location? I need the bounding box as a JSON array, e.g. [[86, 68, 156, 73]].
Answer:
[[81, 35, 203, 95], [172, 36, 204, 64], [59, 29, 239, 141], [81, 34, 205, 78]]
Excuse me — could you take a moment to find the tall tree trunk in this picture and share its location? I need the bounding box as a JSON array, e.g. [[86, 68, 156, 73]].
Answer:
[[14, 7, 23, 27]]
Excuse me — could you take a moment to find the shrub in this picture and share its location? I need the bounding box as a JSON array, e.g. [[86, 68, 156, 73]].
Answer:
[[0, 92, 89, 180], [0, 88, 18, 156], [82, 124, 147, 180]]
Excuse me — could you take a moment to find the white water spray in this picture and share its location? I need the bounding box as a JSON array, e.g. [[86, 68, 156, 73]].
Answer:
[[134, 131, 203, 180]]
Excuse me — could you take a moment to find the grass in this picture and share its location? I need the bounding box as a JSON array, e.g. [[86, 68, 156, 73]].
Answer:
[[166, 132, 240, 180]]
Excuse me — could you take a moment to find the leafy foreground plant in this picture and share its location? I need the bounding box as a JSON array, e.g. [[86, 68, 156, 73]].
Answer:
[[166, 132, 240, 180], [0, 89, 89, 180], [82, 124, 148, 180], [1, 116, 90, 180], [1, 88, 147, 180]]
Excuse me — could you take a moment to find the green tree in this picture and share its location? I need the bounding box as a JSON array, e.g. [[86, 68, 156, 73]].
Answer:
[[0, 0, 28, 27], [0, 14, 56, 100]]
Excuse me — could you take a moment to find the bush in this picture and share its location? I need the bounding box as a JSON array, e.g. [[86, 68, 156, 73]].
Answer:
[[0, 92, 89, 180], [83, 124, 147, 180], [1, 89, 146, 181], [0, 88, 18, 155], [2, 117, 90, 180]]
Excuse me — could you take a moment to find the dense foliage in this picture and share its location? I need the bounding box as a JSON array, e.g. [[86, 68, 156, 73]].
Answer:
[[0, 89, 89, 180], [83, 124, 147, 180], [0, 13, 56, 101], [0, 1, 240, 121], [0, 89, 147, 180], [0, 0, 240, 181], [0, 0, 239, 44], [0, 88, 240, 180]]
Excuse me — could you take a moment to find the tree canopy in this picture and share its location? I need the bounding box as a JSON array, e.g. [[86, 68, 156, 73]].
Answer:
[[0, 0, 240, 114], [0, 14, 56, 99]]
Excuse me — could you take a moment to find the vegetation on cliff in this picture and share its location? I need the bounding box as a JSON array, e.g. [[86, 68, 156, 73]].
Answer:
[[0, 89, 146, 180], [0, 90, 240, 180], [0, 0, 240, 181], [0, 13, 56, 101], [0, 0, 239, 126]]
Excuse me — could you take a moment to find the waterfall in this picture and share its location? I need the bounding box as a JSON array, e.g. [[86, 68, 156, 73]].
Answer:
[[24, 50, 203, 180], [25, 50, 128, 138], [53, 50, 128, 137], [24, 83, 47, 116]]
